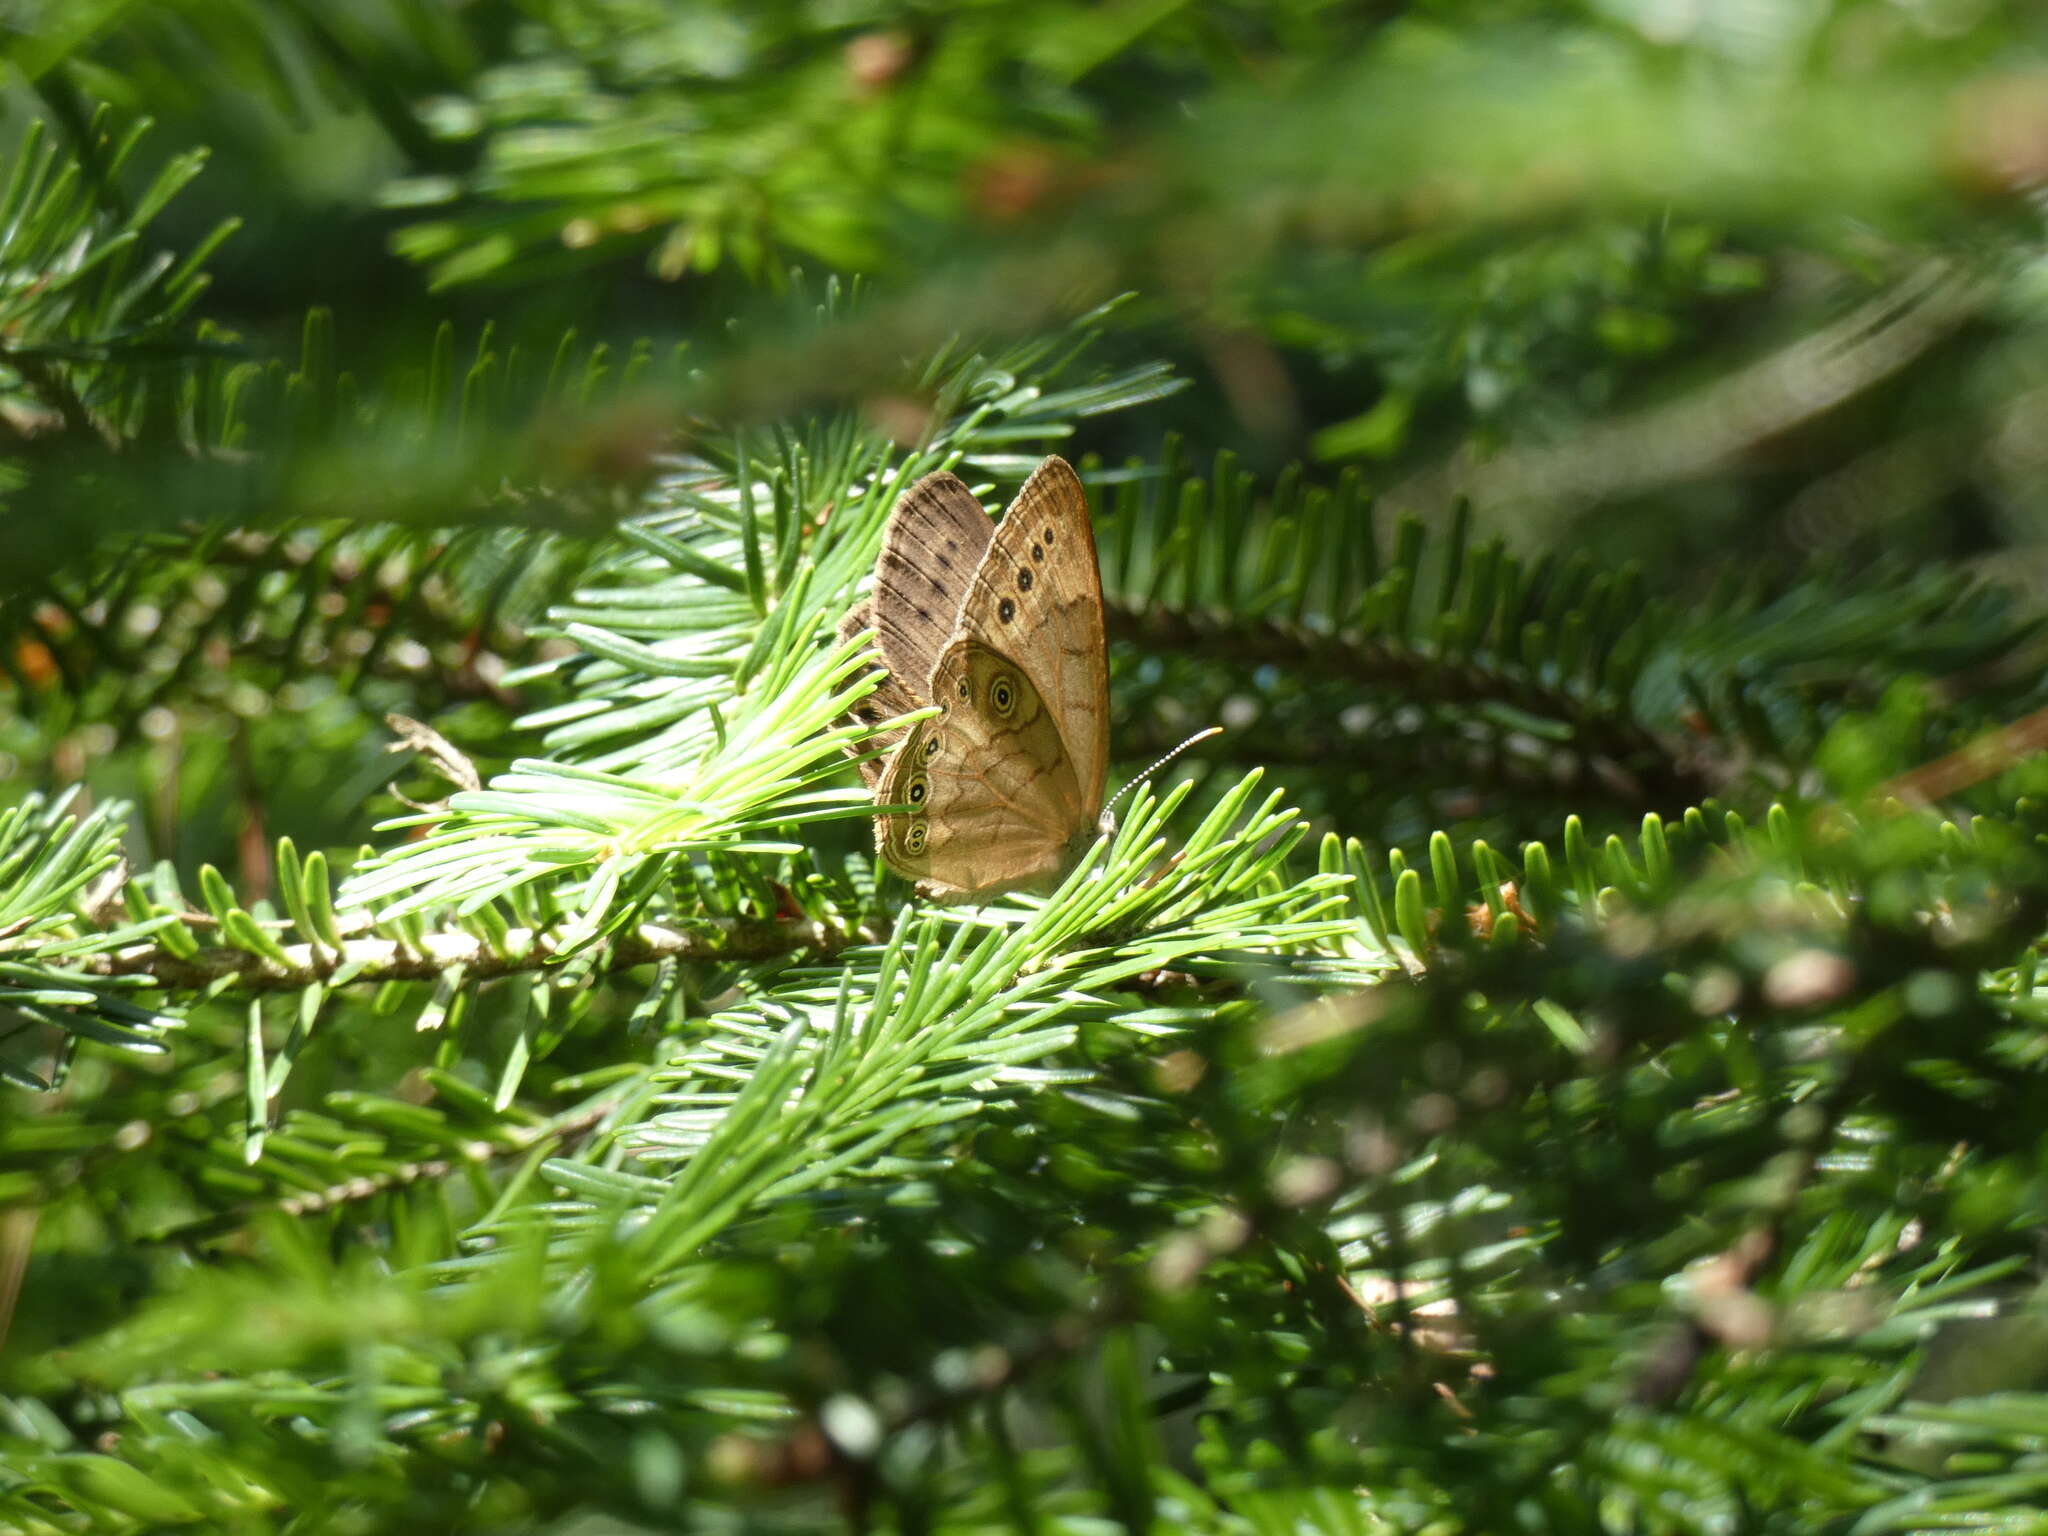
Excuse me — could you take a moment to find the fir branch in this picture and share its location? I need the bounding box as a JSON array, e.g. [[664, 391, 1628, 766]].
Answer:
[[142, 1088, 635, 1247], [82, 913, 889, 994], [1109, 602, 1725, 806], [0, 344, 115, 448]]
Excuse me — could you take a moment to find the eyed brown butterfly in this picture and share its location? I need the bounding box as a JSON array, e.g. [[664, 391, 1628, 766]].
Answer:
[[838, 456, 1109, 899]]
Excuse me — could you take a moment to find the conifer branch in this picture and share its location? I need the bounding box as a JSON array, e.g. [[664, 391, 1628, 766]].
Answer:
[[142, 1091, 632, 1247], [0, 346, 115, 448], [81, 913, 891, 994], [1108, 603, 1726, 805]]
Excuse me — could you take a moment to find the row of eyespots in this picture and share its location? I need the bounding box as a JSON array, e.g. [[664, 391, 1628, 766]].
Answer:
[[905, 752, 931, 854], [996, 529, 1053, 622]]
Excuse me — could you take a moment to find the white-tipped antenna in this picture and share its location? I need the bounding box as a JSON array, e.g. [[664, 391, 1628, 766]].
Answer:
[[1097, 726, 1223, 835]]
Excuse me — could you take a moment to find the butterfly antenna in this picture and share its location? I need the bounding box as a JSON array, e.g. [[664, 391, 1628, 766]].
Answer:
[[1098, 726, 1223, 833]]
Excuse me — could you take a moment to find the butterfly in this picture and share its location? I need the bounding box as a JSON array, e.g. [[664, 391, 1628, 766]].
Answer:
[[837, 456, 1109, 900]]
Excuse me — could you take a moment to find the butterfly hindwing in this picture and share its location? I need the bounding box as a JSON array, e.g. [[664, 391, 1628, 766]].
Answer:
[[878, 640, 1086, 898]]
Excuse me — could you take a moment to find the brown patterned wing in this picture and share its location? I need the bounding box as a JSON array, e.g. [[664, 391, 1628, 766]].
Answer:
[[839, 470, 993, 792], [945, 456, 1109, 818], [872, 470, 993, 702], [877, 640, 1088, 899]]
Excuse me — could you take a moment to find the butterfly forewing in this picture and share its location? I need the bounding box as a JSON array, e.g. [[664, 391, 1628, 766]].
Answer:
[[841, 472, 996, 794], [950, 456, 1109, 817], [873, 471, 993, 698]]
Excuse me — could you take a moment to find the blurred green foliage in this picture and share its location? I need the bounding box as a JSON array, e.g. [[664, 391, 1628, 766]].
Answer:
[[6, 1, 2048, 1532]]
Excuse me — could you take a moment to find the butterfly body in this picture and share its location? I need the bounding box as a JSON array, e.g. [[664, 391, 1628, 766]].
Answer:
[[840, 456, 1109, 900]]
